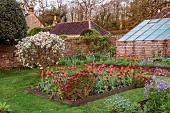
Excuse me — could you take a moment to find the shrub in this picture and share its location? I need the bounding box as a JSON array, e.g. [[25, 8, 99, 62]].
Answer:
[[144, 77, 170, 112], [59, 34, 68, 39], [27, 26, 51, 36], [109, 46, 117, 55], [80, 28, 101, 36], [0, 0, 27, 42], [15, 32, 65, 69]]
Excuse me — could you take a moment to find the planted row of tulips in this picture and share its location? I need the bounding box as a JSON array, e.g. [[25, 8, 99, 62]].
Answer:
[[38, 63, 151, 101]]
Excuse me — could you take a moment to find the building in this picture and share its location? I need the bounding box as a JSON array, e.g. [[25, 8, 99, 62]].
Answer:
[[22, 5, 44, 30], [117, 18, 170, 58], [50, 20, 110, 37]]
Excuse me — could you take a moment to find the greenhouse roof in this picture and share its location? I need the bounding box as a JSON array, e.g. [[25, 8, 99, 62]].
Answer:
[[118, 18, 170, 41]]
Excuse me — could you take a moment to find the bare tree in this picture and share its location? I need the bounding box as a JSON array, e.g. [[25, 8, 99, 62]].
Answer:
[[70, 0, 105, 20]]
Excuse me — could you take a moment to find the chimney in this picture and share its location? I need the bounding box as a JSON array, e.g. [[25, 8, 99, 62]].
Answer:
[[88, 20, 91, 29], [28, 4, 34, 14], [52, 16, 58, 26]]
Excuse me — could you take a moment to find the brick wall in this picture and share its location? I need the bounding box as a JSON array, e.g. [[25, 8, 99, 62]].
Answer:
[[64, 36, 115, 56], [117, 40, 170, 58], [0, 37, 116, 70], [0, 44, 22, 70]]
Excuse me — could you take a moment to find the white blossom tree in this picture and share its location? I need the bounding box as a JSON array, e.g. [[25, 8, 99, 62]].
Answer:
[[15, 32, 65, 69]]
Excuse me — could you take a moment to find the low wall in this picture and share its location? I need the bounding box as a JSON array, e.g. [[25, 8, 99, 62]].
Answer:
[[64, 36, 117, 56], [0, 44, 22, 70], [117, 40, 170, 58], [0, 36, 117, 70]]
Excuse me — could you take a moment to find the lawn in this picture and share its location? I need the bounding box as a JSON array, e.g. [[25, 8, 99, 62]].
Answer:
[[0, 69, 170, 113]]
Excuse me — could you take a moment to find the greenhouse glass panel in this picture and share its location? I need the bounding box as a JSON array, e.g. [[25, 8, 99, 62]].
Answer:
[[145, 34, 160, 40], [141, 24, 154, 30], [118, 35, 131, 41], [142, 29, 156, 35], [160, 24, 170, 29], [138, 20, 150, 26], [149, 19, 160, 23], [153, 29, 166, 35], [166, 37, 170, 40], [135, 35, 149, 41], [162, 29, 170, 34], [118, 18, 170, 41], [126, 35, 139, 41], [156, 34, 167, 40]]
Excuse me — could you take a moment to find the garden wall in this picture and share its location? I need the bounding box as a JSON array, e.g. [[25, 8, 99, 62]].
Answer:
[[117, 40, 170, 58], [0, 36, 118, 70], [0, 44, 22, 70], [64, 36, 119, 56]]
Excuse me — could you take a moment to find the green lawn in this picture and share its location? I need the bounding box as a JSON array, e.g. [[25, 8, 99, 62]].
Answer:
[[0, 69, 170, 113]]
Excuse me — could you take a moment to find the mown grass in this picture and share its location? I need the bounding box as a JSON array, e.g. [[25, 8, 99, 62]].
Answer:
[[0, 68, 170, 113]]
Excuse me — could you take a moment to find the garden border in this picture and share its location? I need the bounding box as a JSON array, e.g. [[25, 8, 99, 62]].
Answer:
[[96, 64, 170, 76], [25, 84, 136, 106]]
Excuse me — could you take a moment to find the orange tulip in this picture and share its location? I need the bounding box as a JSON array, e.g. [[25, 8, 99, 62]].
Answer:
[[103, 78, 107, 82], [40, 70, 44, 77], [103, 85, 107, 89]]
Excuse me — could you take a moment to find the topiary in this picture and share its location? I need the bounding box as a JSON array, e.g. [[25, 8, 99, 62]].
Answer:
[[80, 28, 101, 36], [0, 0, 27, 43]]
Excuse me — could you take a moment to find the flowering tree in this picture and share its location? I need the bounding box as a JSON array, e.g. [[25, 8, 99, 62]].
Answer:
[[15, 32, 65, 69]]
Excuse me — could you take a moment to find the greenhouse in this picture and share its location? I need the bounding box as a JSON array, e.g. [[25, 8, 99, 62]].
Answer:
[[117, 18, 170, 58]]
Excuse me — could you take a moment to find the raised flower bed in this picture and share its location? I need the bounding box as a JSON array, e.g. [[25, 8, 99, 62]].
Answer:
[[25, 63, 151, 106]]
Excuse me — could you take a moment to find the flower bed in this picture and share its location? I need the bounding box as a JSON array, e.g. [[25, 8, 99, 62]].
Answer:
[[96, 64, 170, 77], [25, 84, 136, 106], [25, 63, 151, 106]]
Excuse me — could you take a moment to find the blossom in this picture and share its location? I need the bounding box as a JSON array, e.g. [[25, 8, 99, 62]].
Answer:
[[144, 76, 170, 96], [15, 32, 65, 69]]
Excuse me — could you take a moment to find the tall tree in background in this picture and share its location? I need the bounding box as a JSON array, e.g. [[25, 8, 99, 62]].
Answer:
[[93, 0, 129, 30], [17, 0, 170, 30], [125, 0, 170, 30], [69, 0, 105, 21]]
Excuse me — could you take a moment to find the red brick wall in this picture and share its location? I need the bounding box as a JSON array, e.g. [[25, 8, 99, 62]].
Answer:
[[0, 44, 22, 70], [116, 40, 170, 58], [0, 37, 116, 70], [64, 37, 115, 56], [64, 38, 93, 56]]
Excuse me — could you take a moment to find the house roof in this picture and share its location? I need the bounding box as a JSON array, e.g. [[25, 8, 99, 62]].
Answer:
[[50, 20, 110, 35], [154, 7, 170, 19], [118, 18, 170, 41]]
